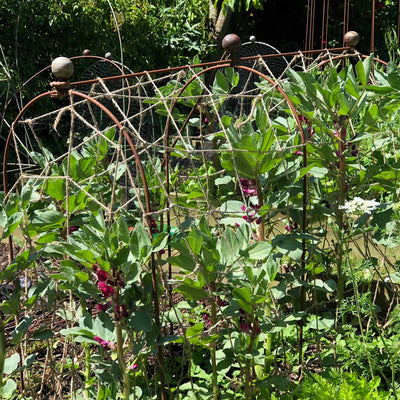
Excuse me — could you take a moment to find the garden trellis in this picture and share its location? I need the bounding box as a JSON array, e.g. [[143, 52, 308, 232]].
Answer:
[[2, 31, 400, 399]]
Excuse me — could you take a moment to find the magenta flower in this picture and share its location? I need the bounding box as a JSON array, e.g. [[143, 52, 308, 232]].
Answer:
[[128, 363, 138, 370], [97, 302, 111, 312], [98, 281, 114, 298], [97, 269, 108, 282], [94, 336, 116, 350], [240, 178, 258, 196]]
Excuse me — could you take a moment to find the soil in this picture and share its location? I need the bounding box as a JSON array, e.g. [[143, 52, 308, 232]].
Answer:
[[0, 242, 14, 270]]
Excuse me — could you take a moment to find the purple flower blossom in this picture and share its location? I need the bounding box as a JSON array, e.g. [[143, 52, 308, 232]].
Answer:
[[68, 225, 79, 234], [97, 302, 111, 312], [94, 336, 116, 350], [97, 269, 108, 282], [240, 178, 258, 196], [98, 282, 114, 298]]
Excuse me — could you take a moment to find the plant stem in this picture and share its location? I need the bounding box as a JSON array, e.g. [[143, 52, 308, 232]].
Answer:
[[80, 299, 91, 398], [210, 288, 218, 400], [336, 122, 347, 306], [0, 318, 6, 393], [256, 177, 273, 374], [116, 318, 130, 399]]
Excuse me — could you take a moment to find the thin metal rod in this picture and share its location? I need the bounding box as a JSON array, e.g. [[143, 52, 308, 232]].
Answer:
[[371, 0, 376, 54]]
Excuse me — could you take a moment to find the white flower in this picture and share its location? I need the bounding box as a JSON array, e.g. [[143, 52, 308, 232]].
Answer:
[[339, 197, 379, 215]]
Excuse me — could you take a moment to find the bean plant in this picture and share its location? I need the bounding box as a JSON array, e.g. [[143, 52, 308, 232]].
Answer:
[[1, 55, 400, 399]]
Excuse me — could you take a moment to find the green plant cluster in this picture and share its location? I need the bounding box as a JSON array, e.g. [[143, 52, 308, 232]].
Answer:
[[2, 53, 400, 399]]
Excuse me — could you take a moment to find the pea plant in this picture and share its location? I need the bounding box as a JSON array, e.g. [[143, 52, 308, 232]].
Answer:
[[1, 55, 400, 400]]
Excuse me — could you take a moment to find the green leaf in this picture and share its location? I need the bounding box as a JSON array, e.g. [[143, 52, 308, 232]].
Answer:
[[187, 228, 204, 255], [168, 253, 196, 272], [31, 209, 65, 231], [129, 310, 153, 332], [186, 322, 204, 340], [4, 353, 20, 375], [131, 222, 151, 259], [225, 67, 239, 87], [11, 316, 33, 345], [21, 182, 37, 209], [44, 178, 65, 201], [93, 312, 115, 341], [23, 353, 37, 368], [242, 241, 272, 260], [272, 235, 303, 261], [232, 287, 253, 313], [174, 284, 207, 301], [0, 379, 17, 399], [214, 70, 229, 93], [387, 61, 400, 90], [308, 315, 335, 330], [117, 217, 130, 244], [152, 231, 168, 252], [1, 212, 23, 238]]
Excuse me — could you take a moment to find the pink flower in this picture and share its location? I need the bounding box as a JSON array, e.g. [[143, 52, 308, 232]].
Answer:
[[128, 363, 138, 370], [98, 282, 114, 298], [240, 178, 258, 196], [94, 336, 116, 350], [97, 302, 111, 312], [97, 269, 108, 282]]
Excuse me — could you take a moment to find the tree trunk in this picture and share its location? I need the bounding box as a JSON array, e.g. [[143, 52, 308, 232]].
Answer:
[[209, 0, 233, 53]]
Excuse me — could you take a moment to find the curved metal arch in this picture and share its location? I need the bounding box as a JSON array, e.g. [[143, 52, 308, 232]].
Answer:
[[1, 55, 132, 131], [317, 52, 388, 69], [2, 87, 165, 386], [163, 62, 308, 259]]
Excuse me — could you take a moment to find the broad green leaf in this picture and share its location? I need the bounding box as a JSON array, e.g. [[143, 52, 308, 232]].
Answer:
[[1, 379, 17, 399], [232, 286, 253, 313], [152, 231, 168, 252], [272, 235, 303, 261], [4, 353, 20, 375], [214, 70, 229, 93], [225, 67, 239, 87], [44, 178, 65, 201], [186, 322, 204, 340], [1, 212, 23, 238], [168, 253, 196, 272], [387, 61, 400, 90], [175, 284, 207, 301], [308, 315, 335, 330], [129, 310, 153, 332], [93, 312, 115, 341], [187, 228, 204, 255], [11, 316, 33, 345], [117, 217, 130, 244], [31, 209, 65, 231], [242, 241, 272, 260]]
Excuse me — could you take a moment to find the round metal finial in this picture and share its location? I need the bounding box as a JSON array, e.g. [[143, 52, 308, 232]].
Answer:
[[344, 31, 360, 48], [249, 35, 256, 43], [51, 57, 74, 80], [83, 49, 91, 56], [105, 52, 112, 59], [222, 34, 242, 53]]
